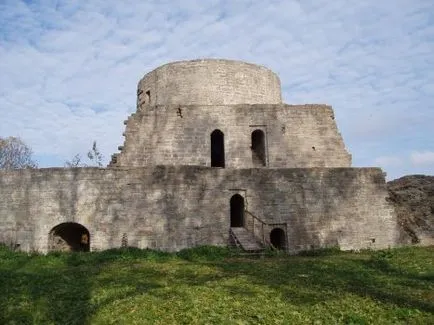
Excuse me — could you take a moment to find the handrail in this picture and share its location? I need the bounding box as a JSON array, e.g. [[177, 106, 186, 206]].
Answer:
[[244, 210, 288, 251], [244, 210, 267, 246], [245, 210, 266, 226]]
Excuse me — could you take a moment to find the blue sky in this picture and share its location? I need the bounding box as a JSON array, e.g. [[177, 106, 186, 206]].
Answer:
[[0, 0, 433, 180]]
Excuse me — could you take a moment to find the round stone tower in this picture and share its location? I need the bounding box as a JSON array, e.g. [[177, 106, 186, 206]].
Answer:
[[111, 58, 351, 169], [136, 59, 282, 108]]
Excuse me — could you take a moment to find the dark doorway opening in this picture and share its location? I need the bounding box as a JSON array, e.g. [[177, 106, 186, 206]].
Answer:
[[211, 129, 225, 167], [48, 222, 90, 252], [230, 194, 245, 227], [251, 129, 266, 167], [270, 228, 286, 250]]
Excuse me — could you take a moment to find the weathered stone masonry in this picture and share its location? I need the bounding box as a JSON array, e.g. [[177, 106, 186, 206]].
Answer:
[[0, 59, 400, 253], [137, 59, 282, 106], [114, 104, 351, 168], [0, 167, 397, 253]]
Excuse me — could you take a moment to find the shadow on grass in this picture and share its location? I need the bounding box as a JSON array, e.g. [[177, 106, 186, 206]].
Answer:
[[0, 247, 169, 325], [0, 249, 102, 325], [200, 249, 434, 314], [0, 245, 433, 324]]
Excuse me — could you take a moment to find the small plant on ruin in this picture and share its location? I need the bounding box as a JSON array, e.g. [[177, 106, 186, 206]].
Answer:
[[65, 140, 104, 167]]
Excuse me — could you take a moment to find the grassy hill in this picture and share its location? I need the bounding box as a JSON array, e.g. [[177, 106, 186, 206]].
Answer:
[[0, 245, 433, 325]]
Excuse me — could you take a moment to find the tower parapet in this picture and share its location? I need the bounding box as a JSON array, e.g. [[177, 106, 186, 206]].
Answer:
[[137, 59, 282, 108]]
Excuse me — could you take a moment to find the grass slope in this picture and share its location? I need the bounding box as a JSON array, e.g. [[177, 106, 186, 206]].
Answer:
[[0, 246, 433, 325]]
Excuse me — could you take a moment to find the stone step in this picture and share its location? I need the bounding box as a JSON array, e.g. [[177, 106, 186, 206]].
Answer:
[[230, 227, 263, 251]]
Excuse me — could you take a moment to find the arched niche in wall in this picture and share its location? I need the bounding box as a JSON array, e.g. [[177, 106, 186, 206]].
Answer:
[[211, 129, 225, 167], [48, 222, 90, 252], [230, 194, 245, 227], [251, 129, 266, 167]]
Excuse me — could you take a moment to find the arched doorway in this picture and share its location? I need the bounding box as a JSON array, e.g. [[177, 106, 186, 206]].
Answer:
[[230, 194, 245, 227], [270, 228, 286, 250], [251, 129, 266, 167], [48, 222, 90, 252], [211, 129, 225, 167]]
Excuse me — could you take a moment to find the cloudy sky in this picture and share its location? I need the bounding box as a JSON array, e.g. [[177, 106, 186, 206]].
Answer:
[[0, 0, 433, 180]]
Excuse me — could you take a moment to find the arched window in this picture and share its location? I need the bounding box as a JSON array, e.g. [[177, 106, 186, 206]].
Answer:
[[230, 194, 245, 227], [48, 222, 90, 252], [270, 228, 286, 250], [251, 129, 266, 167], [211, 129, 225, 167]]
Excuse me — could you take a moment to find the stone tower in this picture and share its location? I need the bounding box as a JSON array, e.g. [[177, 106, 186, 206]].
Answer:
[[0, 59, 399, 254], [110, 59, 351, 169]]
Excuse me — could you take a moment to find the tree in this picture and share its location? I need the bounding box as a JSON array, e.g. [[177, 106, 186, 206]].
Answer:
[[0, 136, 37, 169], [65, 141, 104, 167]]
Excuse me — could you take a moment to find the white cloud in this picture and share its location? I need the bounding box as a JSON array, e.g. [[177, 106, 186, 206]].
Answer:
[[374, 156, 403, 168], [411, 151, 434, 166], [0, 0, 433, 178]]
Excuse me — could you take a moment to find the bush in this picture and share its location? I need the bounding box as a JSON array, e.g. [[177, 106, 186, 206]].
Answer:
[[177, 245, 238, 261], [91, 247, 173, 263], [263, 246, 287, 257], [297, 245, 342, 257], [368, 248, 396, 271]]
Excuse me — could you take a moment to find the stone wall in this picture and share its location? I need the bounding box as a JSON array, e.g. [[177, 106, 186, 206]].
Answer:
[[114, 104, 351, 168], [137, 59, 282, 107], [0, 166, 398, 253]]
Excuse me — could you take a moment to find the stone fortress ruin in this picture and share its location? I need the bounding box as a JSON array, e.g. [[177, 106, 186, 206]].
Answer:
[[0, 59, 400, 253]]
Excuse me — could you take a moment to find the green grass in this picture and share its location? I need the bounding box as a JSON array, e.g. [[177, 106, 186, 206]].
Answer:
[[0, 245, 433, 325]]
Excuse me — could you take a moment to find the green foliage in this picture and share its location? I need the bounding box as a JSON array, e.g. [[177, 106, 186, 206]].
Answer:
[[368, 248, 396, 271], [0, 245, 433, 324], [297, 245, 342, 256], [93, 247, 174, 262], [177, 245, 239, 261], [262, 246, 288, 257], [342, 313, 368, 325]]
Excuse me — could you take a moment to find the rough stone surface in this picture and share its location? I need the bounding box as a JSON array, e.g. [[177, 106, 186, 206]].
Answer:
[[0, 58, 401, 254], [0, 167, 397, 253], [387, 175, 434, 246], [114, 104, 351, 168], [137, 59, 282, 106]]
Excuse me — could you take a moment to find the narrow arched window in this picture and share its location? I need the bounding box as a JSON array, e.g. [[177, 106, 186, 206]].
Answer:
[[211, 129, 225, 167], [251, 129, 266, 167]]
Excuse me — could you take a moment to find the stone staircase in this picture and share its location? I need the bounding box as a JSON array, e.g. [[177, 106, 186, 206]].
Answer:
[[230, 227, 264, 252]]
